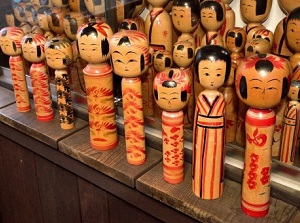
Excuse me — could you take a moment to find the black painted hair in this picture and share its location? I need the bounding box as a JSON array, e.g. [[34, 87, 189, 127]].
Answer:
[[200, 0, 223, 22]]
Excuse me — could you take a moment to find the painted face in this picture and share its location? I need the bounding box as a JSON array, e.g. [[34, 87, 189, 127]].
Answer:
[[240, 0, 271, 23], [235, 54, 291, 109], [6, 13, 16, 27], [286, 19, 300, 53], [21, 34, 46, 63], [0, 27, 23, 56], [37, 13, 50, 31], [13, 3, 27, 23], [200, 7, 223, 32], [253, 29, 274, 45], [288, 83, 300, 101], [84, 0, 105, 15], [154, 68, 191, 111], [198, 60, 227, 90], [25, 5, 39, 26], [153, 50, 173, 72], [226, 28, 247, 53], [172, 6, 198, 33], [173, 41, 194, 68]]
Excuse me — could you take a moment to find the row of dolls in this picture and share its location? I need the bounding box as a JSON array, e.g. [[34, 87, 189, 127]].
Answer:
[[2, 0, 300, 218]]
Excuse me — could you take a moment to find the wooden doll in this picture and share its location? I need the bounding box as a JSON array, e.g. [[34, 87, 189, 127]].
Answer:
[[45, 37, 75, 129], [145, 0, 173, 52], [48, 6, 70, 37], [226, 27, 247, 145], [272, 0, 300, 58], [63, 11, 87, 94], [5, 10, 21, 27], [12, 2, 32, 35], [192, 45, 231, 199], [21, 33, 54, 122], [154, 68, 191, 184], [173, 40, 195, 128], [153, 49, 173, 119], [0, 27, 31, 113], [110, 30, 150, 165], [240, 0, 272, 42], [84, 0, 105, 17], [171, 0, 200, 47], [286, 7, 300, 80], [280, 80, 300, 165], [245, 38, 272, 57], [37, 6, 55, 40], [253, 29, 274, 48], [219, 0, 235, 45], [200, 0, 225, 47], [235, 54, 290, 217], [25, 4, 40, 27], [115, 0, 146, 24], [76, 21, 118, 150], [118, 17, 145, 33]]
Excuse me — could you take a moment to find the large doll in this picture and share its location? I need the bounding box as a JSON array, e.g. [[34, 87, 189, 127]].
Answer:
[[192, 45, 231, 200], [235, 54, 290, 217]]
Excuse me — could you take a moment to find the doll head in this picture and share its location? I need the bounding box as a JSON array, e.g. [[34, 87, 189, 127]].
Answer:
[[245, 38, 272, 57], [69, 0, 88, 13], [76, 21, 113, 64], [172, 0, 200, 34], [173, 40, 195, 68], [0, 27, 24, 56], [5, 10, 21, 27], [45, 37, 73, 70], [200, 0, 225, 32], [286, 7, 300, 53], [194, 45, 231, 90], [153, 50, 173, 72], [84, 0, 105, 15], [240, 0, 272, 24], [52, 0, 69, 8], [12, 2, 27, 23], [235, 53, 291, 109], [154, 68, 192, 111], [110, 30, 150, 78], [48, 7, 69, 35], [278, 0, 300, 15], [252, 29, 274, 46], [118, 17, 145, 33], [64, 12, 85, 41], [226, 27, 247, 53], [288, 80, 300, 101], [37, 6, 52, 31], [25, 4, 40, 26], [21, 33, 47, 63]]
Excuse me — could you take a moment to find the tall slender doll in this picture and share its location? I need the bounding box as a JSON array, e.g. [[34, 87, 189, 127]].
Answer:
[[110, 30, 150, 165], [76, 21, 118, 150], [219, 0, 235, 45], [192, 45, 231, 199], [145, 0, 173, 52], [0, 27, 31, 112], [21, 33, 54, 122], [45, 37, 75, 129], [154, 68, 191, 184], [235, 54, 290, 217], [280, 80, 300, 165]]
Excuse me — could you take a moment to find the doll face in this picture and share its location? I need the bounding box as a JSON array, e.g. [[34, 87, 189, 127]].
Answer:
[[22, 37, 46, 63], [37, 13, 50, 31], [240, 0, 271, 23], [45, 42, 72, 70], [154, 68, 191, 111], [286, 19, 300, 53], [78, 34, 105, 63], [84, 0, 105, 15], [198, 60, 227, 90], [288, 83, 300, 101], [200, 7, 223, 32], [173, 41, 194, 68], [226, 28, 246, 53], [25, 5, 39, 26], [153, 50, 173, 72], [6, 14, 16, 27], [172, 6, 199, 34], [236, 54, 291, 109], [0, 28, 23, 56], [13, 3, 27, 23]]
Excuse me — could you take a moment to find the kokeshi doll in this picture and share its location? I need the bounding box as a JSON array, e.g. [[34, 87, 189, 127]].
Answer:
[[64, 11, 87, 94], [12, 2, 32, 35], [154, 68, 192, 184], [118, 17, 145, 33], [280, 80, 300, 165], [0, 27, 31, 112], [171, 0, 200, 47], [219, 0, 235, 45], [240, 0, 272, 42], [45, 37, 75, 129], [68, 0, 88, 13], [245, 38, 272, 57], [192, 45, 231, 199], [286, 7, 300, 80], [253, 29, 274, 48], [37, 6, 55, 40], [110, 30, 150, 165], [5, 10, 21, 27], [115, 0, 146, 24], [235, 54, 291, 217], [76, 21, 118, 150], [200, 0, 225, 47], [173, 40, 195, 128], [25, 4, 40, 27], [272, 0, 300, 58], [21, 33, 54, 122], [153, 49, 173, 119], [145, 0, 173, 52], [84, 0, 105, 17]]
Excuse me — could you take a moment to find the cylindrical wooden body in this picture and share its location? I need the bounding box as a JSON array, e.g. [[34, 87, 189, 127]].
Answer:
[[122, 77, 146, 165], [242, 108, 274, 218], [55, 69, 74, 129], [83, 63, 118, 150], [9, 56, 31, 112], [141, 66, 154, 116], [30, 62, 54, 122], [162, 110, 184, 184]]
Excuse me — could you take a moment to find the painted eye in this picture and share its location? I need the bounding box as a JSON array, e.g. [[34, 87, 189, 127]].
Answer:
[[216, 73, 221, 77], [204, 73, 209, 76]]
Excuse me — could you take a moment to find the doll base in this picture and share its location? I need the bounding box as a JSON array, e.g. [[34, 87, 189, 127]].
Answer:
[[241, 204, 269, 218], [37, 113, 55, 122], [127, 158, 146, 166], [17, 105, 31, 113], [60, 123, 75, 130], [90, 140, 118, 151]]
